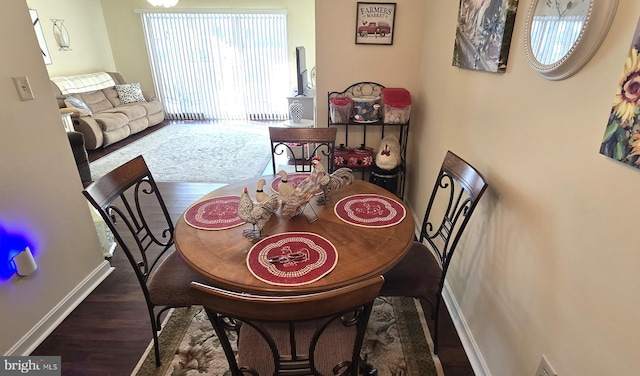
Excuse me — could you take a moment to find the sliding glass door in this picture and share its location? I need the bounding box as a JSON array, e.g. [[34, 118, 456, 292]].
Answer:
[[141, 11, 289, 121]]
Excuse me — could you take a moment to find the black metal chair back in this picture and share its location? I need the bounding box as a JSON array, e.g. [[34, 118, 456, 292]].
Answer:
[[83, 155, 209, 366], [191, 275, 384, 376], [421, 150, 488, 280], [381, 150, 488, 353]]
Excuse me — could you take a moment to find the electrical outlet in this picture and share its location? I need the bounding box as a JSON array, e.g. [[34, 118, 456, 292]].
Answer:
[[13, 76, 34, 101], [535, 355, 558, 376]]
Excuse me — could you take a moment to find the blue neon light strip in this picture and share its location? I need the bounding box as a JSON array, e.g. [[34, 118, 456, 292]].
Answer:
[[0, 225, 32, 280]]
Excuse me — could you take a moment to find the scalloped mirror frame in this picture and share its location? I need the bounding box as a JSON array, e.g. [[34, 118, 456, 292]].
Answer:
[[524, 0, 618, 80]]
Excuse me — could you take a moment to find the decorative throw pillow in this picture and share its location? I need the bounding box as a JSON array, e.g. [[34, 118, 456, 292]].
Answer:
[[64, 96, 92, 116], [115, 82, 146, 104]]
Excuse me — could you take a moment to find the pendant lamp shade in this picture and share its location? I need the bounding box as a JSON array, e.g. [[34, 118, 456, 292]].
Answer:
[[147, 0, 178, 7]]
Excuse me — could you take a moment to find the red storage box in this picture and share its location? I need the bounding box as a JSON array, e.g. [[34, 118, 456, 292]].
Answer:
[[333, 144, 374, 168], [381, 88, 411, 124]]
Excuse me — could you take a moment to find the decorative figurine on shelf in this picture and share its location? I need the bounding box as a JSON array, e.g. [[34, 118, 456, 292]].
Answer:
[[238, 187, 280, 239], [310, 158, 354, 204], [375, 134, 401, 171]]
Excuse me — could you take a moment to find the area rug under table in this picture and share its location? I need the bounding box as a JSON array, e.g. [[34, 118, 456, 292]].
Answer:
[[90, 122, 272, 183], [130, 297, 443, 376]]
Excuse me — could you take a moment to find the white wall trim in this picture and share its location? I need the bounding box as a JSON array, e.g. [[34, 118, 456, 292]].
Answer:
[[6, 260, 114, 355], [441, 282, 491, 376]]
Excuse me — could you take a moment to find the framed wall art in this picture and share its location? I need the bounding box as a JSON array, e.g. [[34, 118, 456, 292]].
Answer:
[[452, 0, 519, 73], [600, 17, 640, 170], [355, 2, 396, 45], [29, 9, 52, 65]]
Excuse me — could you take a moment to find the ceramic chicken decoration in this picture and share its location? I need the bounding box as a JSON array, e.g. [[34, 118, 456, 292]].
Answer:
[[281, 172, 321, 218], [255, 178, 269, 203], [311, 158, 354, 204], [277, 170, 295, 202], [375, 134, 401, 171], [238, 187, 280, 239]]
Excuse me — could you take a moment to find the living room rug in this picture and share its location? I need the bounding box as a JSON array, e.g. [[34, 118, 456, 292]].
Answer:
[[89, 122, 272, 183], [130, 297, 443, 376]]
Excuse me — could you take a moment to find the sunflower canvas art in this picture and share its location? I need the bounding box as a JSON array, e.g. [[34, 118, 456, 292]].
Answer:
[[600, 18, 640, 167]]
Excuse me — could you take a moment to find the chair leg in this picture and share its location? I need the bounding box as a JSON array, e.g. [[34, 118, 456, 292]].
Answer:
[[152, 328, 161, 366], [359, 354, 378, 375], [433, 295, 441, 354], [146, 305, 161, 366], [433, 267, 448, 355], [155, 306, 173, 331], [418, 295, 441, 354]]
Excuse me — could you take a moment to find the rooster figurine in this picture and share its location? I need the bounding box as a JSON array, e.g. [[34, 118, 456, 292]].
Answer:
[[238, 187, 280, 239], [281, 175, 319, 218], [308, 157, 328, 181], [311, 158, 354, 204], [375, 134, 401, 171], [255, 178, 269, 203], [277, 170, 295, 202]]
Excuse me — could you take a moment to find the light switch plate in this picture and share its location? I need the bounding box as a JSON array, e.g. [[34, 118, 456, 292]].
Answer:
[[13, 76, 34, 101]]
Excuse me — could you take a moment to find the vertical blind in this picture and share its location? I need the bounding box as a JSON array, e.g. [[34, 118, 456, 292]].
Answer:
[[140, 12, 290, 121]]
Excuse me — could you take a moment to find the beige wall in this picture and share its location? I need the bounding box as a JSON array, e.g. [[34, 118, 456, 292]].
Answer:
[[397, 1, 639, 375], [26, 0, 115, 77], [318, 0, 640, 374], [315, 0, 426, 147], [0, 1, 108, 355], [100, 0, 315, 96]]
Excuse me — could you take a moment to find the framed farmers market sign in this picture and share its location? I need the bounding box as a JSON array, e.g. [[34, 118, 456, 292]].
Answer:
[[355, 2, 396, 45]]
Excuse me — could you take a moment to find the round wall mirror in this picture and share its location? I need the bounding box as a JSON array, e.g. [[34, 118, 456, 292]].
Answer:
[[524, 0, 618, 80]]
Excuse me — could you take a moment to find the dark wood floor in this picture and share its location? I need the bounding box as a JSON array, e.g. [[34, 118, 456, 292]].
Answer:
[[33, 122, 474, 375]]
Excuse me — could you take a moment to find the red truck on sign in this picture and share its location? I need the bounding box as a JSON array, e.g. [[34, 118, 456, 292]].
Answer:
[[357, 21, 391, 37]]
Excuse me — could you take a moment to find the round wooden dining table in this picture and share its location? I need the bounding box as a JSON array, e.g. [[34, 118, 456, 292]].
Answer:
[[174, 175, 415, 295]]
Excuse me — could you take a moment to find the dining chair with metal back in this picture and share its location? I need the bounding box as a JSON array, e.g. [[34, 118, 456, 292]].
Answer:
[[191, 275, 384, 376], [83, 155, 214, 366], [269, 126, 337, 174], [380, 150, 488, 353]]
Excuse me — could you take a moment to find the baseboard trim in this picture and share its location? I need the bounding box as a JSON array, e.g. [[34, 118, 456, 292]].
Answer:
[[441, 283, 491, 376], [7, 260, 114, 355]]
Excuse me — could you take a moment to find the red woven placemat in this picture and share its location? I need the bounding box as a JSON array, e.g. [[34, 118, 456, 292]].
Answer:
[[271, 173, 322, 196], [183, 196, 245, 230], [246, 232, 338, 286], [334, 194, 406, 228]]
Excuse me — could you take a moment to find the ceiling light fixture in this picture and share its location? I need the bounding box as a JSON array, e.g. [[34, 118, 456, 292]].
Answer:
[[147, 0, 179, 7]]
